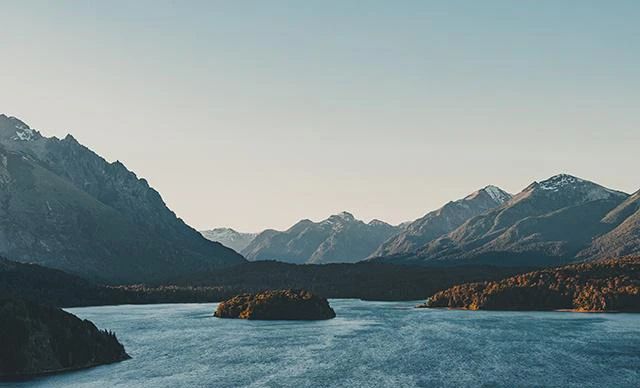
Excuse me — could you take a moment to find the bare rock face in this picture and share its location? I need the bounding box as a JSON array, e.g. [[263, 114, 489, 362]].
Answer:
[[0, 114, 245, 283], [214, 289, 336, 320]]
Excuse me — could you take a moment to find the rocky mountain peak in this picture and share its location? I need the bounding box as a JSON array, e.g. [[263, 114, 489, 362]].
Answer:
[[328, 211, 356, 223], [0, 114, 42, 142], [368, 219, 392, 227], [371, 185, 513, 258], [481, 185, 512, 204], [0, 113, 246, 282], [464, 185, 512, 204], [243, 211, 400, 264], [537, 174, 584, 191], [525, 173, 627, 202], [63, 133, 79, 143]]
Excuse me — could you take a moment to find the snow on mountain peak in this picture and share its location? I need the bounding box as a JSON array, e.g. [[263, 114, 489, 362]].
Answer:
[[538, 174, 584, 191], [13, 123, 36, 141], [465, 185, 511, 204], [0, 115, 39, 142], [11, 117, 38, 141], [532, 174, 626, 202], [482, 185, 512, 204]]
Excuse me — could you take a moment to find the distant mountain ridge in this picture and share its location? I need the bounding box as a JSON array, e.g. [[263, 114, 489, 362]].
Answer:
[[200, 228, 257, 252], [1, 114, 636, 279], [0, 114, 245, 283], [374, 174, 631, 267], [371, 185, 512, 258], [578, 190, 640, 260], [241, 212, 400, 264]]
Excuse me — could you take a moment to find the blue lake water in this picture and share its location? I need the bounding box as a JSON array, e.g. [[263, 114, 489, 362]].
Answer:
[[5, 300, 640, 387]]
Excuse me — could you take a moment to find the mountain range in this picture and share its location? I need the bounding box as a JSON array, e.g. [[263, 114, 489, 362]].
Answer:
[[210, 176, 639, 267], [0, 114, 245, 283], [241, 211, 400, 264], [200, 228, 257, 252], [577, 190, 640, 260], [217, 186, 517, 265], [375, 174, 638, 266], [371, 185, 512, 257], [0, 113, 638, 282]]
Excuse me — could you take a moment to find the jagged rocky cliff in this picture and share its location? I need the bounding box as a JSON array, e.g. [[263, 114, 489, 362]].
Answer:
[[0, 114, 245, 283]]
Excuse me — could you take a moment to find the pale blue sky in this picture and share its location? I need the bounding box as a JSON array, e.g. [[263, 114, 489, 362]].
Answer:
[[1, 1, 639, 231]]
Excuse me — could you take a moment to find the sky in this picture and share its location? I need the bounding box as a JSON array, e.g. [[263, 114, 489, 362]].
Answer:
[[1, 1, 639, 232]]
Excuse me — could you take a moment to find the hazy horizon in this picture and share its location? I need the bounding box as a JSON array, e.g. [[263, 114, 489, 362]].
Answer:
[[2, 1, 639, 232]]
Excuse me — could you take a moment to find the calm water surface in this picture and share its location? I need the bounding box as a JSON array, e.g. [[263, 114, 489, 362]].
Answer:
[[5, 300, 640, 387]]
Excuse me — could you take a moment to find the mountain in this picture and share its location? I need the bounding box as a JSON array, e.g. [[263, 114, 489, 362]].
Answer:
[[578, 190, 640, 260], [379, 174, 628, 266], [0, 114, 245, 283], [241, 212, 400, 264], [200, 228, 257, 252], [422, 256, 640, 312], [371, 185, 512, 257]]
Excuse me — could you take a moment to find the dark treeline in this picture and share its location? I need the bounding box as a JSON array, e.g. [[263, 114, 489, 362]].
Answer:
[[0, 297, 129, 379], [423, 256, 640, 311], [0, 258, 124, 307], [1, 257, 528, 306], [4, 254, 640, 311], [162, 261, 530, 301]]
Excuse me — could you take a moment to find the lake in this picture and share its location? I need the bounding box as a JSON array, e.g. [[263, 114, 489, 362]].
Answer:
[[5, 300, 640, 387]]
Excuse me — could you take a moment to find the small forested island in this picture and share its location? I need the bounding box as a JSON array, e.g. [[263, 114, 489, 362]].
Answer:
[[0, 297, 130, 380], [214, 289, 336, 320], [420, 257, 640, 312]]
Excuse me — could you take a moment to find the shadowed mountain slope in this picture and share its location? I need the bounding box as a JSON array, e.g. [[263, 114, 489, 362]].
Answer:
[[0, 114, 244, 283], [578, 190, 640, 260], [371, 186, 512, 258], [374, 174, 629, 267]]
